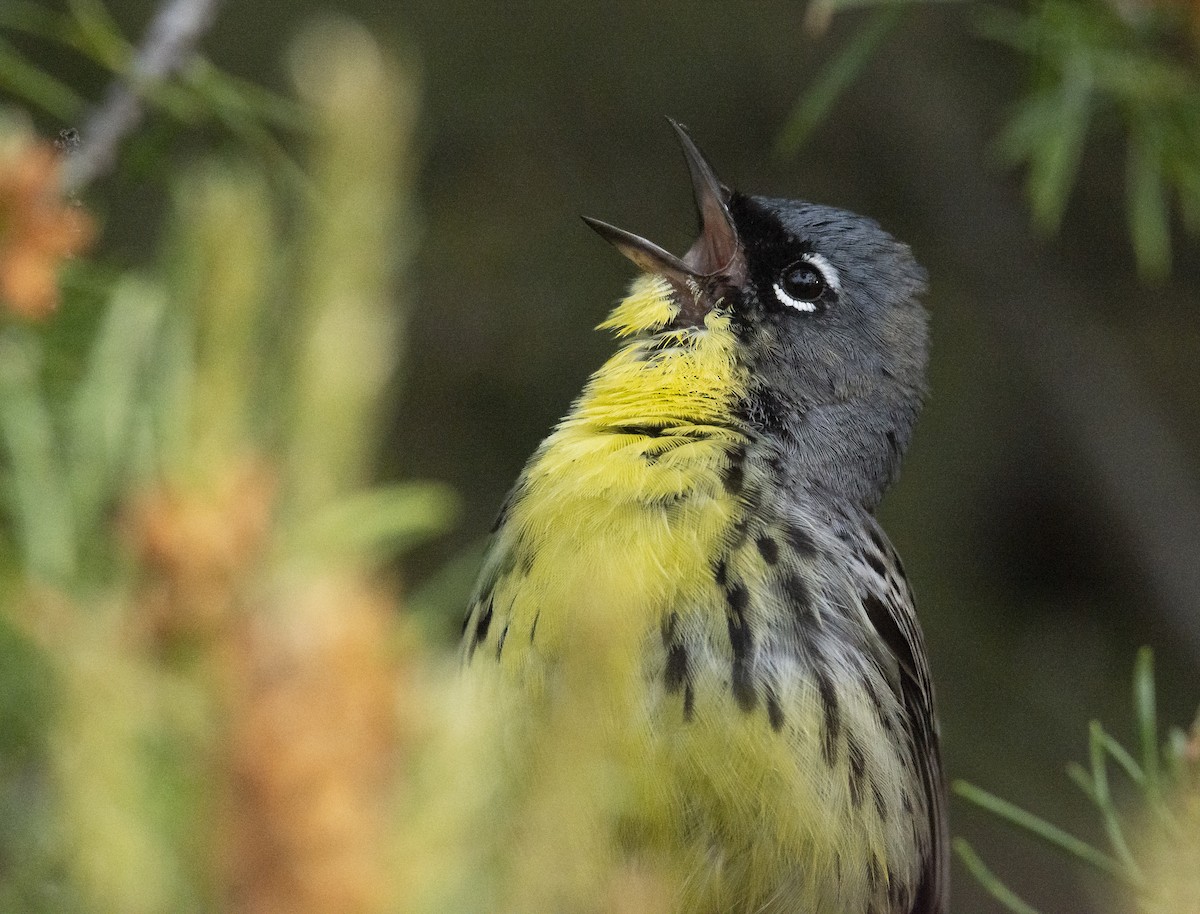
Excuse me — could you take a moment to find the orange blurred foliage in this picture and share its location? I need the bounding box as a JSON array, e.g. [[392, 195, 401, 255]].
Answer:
[[127, 460, 279, 645], [220, 576, 401, 914], [125, 458, 404, 914], [0, 138, 94, 320]]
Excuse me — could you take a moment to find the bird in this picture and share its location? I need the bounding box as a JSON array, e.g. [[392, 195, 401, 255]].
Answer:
[[460, 120, 947, 914]]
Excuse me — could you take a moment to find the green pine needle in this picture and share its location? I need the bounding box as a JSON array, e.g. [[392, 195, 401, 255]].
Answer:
[[0, 331, 78, 586], [953, 780, 1132, 883], [775, 4, 905, 158], [283, 483, 461, 563], [1066, 761, 1098, 804], [1134, 646, 1162, 802], [1088, 721, 1144, 882], [953, 838, 1047, 914], [1126, 130, 1172, 281], [1093, 722, 1145, 787], [0, 36, 84, 120], [958, 650, 1195, 907]]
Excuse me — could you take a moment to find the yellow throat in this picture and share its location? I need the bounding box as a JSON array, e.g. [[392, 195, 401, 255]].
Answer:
[[475, 274, 749, 674]]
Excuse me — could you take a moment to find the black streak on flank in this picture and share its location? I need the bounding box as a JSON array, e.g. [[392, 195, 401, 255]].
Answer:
[[491, 482, 526, 533], [782, 573, 813, 619], [725, 581, 757, 712], [847, 734, 866, 807], [496, 622, 510, 660], [872, 781, 889, 822], [713, 557, 728, 588], [663, 612, 694, 718], [784, 523, 818, 558], [662, 611, 679, 646], [610, 423, 667, 438], [860, 670, 895, 734], [723, 447, 746, 496], [665, 643, 689, 694], [863, 590, 918, 685], [817, 670, 841, 765], [886, 428, 901, 457], [490, 495, 511, 533], [726, 580, 750, 616], [867, 525, 890, 558], [529, 610, 540, 644], [766, 686, 785, 731], [867, 856, 882, 892], [724, 463, 745, 496], [474, 598, 494, 646], [756, 535, 780, 565]]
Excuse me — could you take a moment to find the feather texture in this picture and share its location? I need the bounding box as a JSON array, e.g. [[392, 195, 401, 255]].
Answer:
[[463, 268, 945, 914]]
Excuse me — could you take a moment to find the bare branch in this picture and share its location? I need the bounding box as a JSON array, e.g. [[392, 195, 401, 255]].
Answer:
[[62, 0, 224, 195]]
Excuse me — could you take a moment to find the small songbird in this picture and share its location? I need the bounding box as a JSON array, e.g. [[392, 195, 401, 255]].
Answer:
[[461, 121, 947, 914]]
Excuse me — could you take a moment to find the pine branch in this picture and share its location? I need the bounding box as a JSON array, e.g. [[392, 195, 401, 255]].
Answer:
[[62, 0, 223, 195]]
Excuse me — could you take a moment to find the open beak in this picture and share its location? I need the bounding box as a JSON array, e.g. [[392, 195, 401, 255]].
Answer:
[[583, 119, 743, 319]]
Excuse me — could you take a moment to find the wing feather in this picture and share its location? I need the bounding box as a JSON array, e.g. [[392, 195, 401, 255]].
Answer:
[[860, 519, 948, 914]]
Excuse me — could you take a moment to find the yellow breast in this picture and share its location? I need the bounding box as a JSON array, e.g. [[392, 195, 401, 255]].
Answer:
[[491, 275, 746, 666]]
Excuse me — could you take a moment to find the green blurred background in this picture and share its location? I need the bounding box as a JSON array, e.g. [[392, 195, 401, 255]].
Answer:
[[11, 0, 1200, 911]]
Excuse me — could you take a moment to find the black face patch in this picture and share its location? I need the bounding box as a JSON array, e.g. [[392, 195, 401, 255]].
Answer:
[[727, 193, 838, 319]]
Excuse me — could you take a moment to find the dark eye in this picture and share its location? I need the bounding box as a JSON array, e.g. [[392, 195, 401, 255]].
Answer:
[[782, 264, 826, 300], [773, 254, 839, 313]]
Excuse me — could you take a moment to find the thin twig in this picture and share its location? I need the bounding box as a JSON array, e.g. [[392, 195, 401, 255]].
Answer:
[[62, 0, 223, 195]]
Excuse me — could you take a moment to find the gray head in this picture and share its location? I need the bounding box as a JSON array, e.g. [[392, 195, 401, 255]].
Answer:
[[585, 122, 930, 512], [724, 193, 930, 510]]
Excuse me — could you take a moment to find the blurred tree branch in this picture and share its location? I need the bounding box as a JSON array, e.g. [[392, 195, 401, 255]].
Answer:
[[1011, 307, 1200, 662], [786, 0, 1200, 280], [856, 25, 1200, 663], [1, 0, 311, 192], [63, 0, 223, 194]]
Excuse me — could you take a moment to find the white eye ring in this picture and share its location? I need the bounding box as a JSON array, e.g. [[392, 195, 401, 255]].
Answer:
[[773, 282, 817, 312], [772, 252, 841, 313], [803, 252, 840, 293]]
